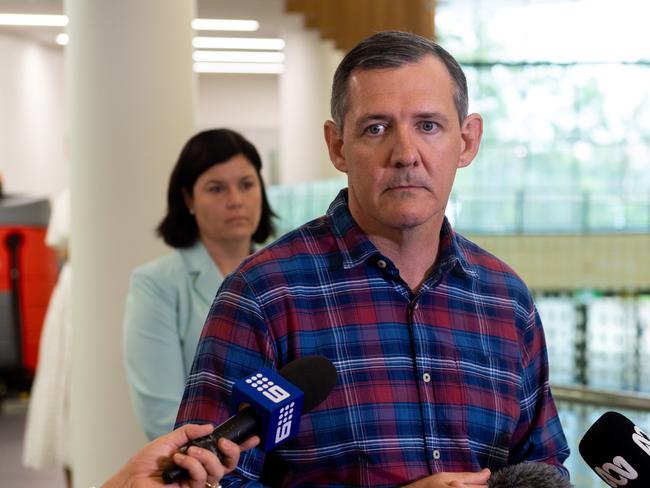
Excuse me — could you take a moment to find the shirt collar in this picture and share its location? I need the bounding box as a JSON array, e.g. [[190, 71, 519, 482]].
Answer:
[[326, 188, 478, 279], [437, 217, 479, 279], [327, 189, 382, 269]]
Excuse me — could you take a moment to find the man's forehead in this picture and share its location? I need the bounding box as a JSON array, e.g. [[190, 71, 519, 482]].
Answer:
[[348, 55, 449, 81], [344, 57, 455, 111]]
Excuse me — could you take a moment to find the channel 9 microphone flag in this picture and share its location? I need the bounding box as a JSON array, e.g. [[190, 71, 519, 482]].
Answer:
[[163, 355, 337, 484], [579, 411, 650, 487]]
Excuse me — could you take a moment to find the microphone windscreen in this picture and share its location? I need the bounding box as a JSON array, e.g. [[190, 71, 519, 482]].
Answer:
[[488, 462, 572, 488], [579, 411, 650, 487], [279, 355, 337, 412]]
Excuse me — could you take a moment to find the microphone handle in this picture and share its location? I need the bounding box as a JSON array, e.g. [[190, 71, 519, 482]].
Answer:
[[162, 407, 259, 484]]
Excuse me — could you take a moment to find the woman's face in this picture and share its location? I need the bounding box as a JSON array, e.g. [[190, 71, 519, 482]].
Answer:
[[184, 154, 263, 246]]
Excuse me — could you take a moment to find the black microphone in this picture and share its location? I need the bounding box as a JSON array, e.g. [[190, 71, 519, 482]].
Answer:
[[579, 411, 650, 487], [163, 355, 337, 484], [488, 462, 573, 487]]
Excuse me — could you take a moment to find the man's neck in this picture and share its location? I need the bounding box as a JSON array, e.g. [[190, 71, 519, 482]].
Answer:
[[366, 224, 442, 293]]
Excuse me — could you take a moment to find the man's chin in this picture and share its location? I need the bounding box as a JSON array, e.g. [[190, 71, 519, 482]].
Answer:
[[381, 211, 438, 231]]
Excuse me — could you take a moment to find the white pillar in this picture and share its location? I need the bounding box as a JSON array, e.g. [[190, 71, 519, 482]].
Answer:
[[65, 1, 195, 486], [279, 18, 343, 184]]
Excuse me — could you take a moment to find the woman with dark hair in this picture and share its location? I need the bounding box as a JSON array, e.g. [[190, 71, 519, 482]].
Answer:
[[123, 129, 275, 440]]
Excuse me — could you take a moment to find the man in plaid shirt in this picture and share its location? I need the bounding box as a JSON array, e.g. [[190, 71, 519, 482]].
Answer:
[[176, 31, 570, 487]]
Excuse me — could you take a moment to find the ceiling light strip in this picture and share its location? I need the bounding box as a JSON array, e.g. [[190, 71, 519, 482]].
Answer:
[[193, 50, 285, 63], [192, 19, 259, 31], [193, 62, 284, 74], [0, 13, 68, 26], [193, 37, 285, 50]]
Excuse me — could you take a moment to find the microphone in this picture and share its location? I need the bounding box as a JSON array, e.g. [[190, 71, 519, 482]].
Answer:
[[163, 355, 337, 484], [579, 411, 650, 487], [488, 462, 573, 487]]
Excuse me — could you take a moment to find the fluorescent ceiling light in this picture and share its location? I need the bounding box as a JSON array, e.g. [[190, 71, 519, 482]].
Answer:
[[0, 13, 68, 26], [193, 37, 285, 50], [193, 50, 285, 63], [192, 18, 259, 31], [193, 62, 284, 74], [56, 33, 69, 45]]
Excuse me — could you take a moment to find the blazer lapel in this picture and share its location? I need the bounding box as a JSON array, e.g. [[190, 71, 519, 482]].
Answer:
[[182, 242, 223, 306]]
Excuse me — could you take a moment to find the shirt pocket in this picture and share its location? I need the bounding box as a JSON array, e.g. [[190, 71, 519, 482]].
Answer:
[[456, 350, 522, 466]]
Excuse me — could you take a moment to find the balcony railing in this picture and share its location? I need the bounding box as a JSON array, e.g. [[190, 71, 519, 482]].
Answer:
[[267, 179, 650, 236]]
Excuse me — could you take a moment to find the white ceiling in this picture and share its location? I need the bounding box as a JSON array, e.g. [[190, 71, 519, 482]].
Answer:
[[0, 0, 288, 48]]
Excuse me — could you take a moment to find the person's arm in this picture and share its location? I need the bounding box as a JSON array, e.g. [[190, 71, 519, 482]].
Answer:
[[124, 267, 188, 440], [102, 423, 260, 488], [508, 304, 570, 476]]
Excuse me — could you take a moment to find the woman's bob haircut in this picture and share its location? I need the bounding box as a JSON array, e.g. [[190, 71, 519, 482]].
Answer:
[[157, 128, 276, 248]]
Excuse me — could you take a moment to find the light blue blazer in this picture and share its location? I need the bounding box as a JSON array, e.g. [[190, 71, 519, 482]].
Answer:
[[123, 241, 223, 440]]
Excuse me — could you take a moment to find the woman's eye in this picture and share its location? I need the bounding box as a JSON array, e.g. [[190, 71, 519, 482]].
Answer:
[[208, 185, 223, 193]]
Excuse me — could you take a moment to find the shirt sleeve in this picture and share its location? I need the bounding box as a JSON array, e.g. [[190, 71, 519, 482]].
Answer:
[[123, 267, 187, 440], [175, 271, 277, 486], [509, 302, 570, 477]]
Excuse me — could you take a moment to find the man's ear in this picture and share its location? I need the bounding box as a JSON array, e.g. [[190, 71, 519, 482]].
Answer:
[[458, 113, 483, 168], [324, 120, 347, 173]]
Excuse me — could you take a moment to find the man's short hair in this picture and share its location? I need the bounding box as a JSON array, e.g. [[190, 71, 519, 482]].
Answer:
[[330, 30, 469, 129]]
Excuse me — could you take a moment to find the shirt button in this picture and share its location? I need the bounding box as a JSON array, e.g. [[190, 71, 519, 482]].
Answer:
[[377, 259, 387, 269], [433, 449, 441, 460], [423, 372, 431, 383]]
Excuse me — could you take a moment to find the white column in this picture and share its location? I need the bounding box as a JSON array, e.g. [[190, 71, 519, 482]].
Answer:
[[279, 18, 343, 184], [65, 1, 195, 486]]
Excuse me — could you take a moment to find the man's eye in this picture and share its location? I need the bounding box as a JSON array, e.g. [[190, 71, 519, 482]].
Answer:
[[208, 186, 223, 193], [366, 124, 385, 135], [420, 121, 438, 132]]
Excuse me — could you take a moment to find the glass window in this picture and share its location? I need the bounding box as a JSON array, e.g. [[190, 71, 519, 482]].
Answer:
[[437, 0, 650, 234]]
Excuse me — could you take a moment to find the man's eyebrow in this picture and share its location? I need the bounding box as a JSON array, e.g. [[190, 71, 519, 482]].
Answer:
[[354, 111, 451, 128], [414, 111, 450, 124], [354, 113, 391, 128]]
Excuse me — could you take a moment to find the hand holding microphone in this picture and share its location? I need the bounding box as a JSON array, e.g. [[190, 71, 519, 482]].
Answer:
[[163, 355, 337, 484]]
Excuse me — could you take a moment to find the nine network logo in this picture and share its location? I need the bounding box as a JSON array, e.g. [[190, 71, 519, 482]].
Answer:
[[245, 373, 295, 443], [245, 373, 291, 403]]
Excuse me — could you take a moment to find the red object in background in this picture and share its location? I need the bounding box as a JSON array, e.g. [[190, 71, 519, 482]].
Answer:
[[0, 226, 59, 374], [0, 195, 60, 388]]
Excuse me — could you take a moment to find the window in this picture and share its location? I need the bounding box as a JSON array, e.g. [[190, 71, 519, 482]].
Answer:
[[437, 0, 650, 233]]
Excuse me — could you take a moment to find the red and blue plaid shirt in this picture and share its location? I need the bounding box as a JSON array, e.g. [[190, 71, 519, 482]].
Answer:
[[176, 189, 569, 487]]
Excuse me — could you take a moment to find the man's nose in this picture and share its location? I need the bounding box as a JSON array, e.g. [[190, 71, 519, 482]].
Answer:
[[390, 127, 419, 167]]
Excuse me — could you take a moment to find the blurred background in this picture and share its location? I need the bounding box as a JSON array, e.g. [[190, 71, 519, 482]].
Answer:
[[0, 1, 648, 487]]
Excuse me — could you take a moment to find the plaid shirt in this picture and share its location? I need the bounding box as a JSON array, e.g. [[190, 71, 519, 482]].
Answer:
[[176, 189, 569, 487]]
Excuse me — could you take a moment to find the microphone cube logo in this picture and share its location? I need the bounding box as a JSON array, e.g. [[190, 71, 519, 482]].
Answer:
[[275, 402, 295, 443], [231, 366, 304, 452], [245, 373, 291, 403]]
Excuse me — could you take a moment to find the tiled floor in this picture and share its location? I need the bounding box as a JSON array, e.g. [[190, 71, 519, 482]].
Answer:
[[0, 396, 66, 488]]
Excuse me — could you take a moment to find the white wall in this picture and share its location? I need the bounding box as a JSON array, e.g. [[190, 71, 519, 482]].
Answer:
[[0, 33, 67, 201], [196, 73, 280, 184], [279, 15, 343, 184]]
